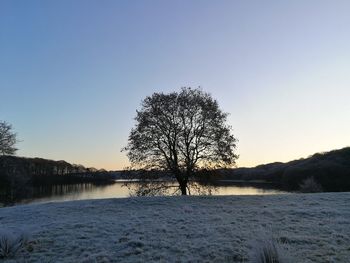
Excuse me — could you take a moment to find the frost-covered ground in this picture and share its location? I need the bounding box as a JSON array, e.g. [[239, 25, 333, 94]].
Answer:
[[0, 193, 349, 262]]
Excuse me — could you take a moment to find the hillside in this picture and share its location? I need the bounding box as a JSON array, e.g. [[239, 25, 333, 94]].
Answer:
[[216, 147, 350, 191]]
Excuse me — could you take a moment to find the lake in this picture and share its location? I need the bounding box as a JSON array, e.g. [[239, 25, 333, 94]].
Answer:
[[12, 180, 287, 206]]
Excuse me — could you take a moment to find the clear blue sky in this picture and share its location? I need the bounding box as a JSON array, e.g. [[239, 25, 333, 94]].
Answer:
[[1, 1, 349, 170]]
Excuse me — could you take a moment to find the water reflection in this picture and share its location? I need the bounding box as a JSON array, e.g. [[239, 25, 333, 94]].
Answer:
[[14, 181, 286, 206]]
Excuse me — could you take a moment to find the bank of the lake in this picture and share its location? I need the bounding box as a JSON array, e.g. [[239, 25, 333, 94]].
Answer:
[[1, 192, 349, 262]]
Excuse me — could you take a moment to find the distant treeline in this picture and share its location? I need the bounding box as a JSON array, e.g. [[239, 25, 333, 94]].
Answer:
[[0, 155, 115, 184], [213, 147, 350, 192], [0, 156, 116, 204]]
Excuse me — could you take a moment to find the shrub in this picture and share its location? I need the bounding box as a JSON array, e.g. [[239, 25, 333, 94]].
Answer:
[[299, 177, 323, 193], [0, 230, 28, 258], [251, 237, 291, 263]]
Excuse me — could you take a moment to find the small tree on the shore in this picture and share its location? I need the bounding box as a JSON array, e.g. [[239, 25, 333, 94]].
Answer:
[[124, 87, 238, 195], [0, 121, 18, 156]]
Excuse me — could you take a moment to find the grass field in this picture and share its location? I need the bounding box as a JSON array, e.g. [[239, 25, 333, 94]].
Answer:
[[1, 193, 349, 262]]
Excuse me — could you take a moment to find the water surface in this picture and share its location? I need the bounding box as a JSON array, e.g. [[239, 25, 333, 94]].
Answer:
[[15, 181, 286, 205]]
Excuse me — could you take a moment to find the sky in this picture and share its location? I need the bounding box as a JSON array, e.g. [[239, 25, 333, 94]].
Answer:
[[1, 0, 349, 170]]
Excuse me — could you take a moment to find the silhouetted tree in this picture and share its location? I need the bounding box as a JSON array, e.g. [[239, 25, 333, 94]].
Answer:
[[0, 121, 18, 155], [124, 87, 238, 195]]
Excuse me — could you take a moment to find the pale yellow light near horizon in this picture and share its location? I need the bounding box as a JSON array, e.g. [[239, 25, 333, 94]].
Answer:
[[71, 144, 349, 171]]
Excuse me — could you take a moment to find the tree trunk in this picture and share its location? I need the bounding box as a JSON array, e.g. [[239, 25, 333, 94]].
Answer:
[[180, 182, 187, 195]]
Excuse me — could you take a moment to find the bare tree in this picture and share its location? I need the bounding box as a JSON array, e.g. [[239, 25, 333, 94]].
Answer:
[[0, 121, 18, 156], [124, 87, 238, 195]]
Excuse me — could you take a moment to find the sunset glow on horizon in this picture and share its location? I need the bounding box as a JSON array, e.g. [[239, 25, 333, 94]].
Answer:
[[1, 1, 349, 170]]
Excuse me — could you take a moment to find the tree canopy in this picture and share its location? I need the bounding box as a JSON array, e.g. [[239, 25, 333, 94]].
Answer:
[[0, 121, 18, 156], [124, 87, 238, 195]]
